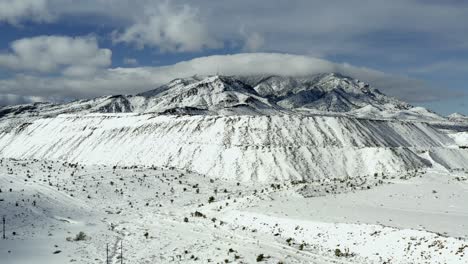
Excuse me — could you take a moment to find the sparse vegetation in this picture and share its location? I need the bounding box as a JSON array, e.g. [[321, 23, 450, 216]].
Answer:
[[256, 254, 265, 262], [334, 248, 354, 258], [208, 196, 215, 203], [66, 231, 88, 242]]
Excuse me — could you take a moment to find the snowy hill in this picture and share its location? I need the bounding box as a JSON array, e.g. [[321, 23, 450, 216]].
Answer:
[[0, 113, 466, 181]]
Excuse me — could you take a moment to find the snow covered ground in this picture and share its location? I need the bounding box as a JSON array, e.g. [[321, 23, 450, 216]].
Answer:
[[0, 74, 467, 263], [0, 158, 467, 263]]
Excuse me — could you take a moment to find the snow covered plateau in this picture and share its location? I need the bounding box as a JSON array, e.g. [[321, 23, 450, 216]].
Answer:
[[0, 74, 467, 263]]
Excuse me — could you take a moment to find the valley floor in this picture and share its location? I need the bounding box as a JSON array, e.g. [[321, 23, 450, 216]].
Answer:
[[0, 158, 467, 263]]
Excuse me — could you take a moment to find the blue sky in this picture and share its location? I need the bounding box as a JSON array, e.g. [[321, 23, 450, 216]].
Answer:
[[0, 0, 467, 115]]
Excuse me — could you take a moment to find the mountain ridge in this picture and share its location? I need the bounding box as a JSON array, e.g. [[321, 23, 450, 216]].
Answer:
[[2, 73, 465, 125], [0, 73, 418, 118]]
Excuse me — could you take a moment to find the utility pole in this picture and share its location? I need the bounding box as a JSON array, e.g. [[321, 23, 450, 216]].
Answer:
[[2, 216, 5, 239], [120, 239, 123, 264], [106, 243, 109, 264]]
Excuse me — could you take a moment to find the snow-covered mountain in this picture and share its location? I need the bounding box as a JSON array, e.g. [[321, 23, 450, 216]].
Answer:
[[0, 73, 466, 182], [0, 73, 433, 120]]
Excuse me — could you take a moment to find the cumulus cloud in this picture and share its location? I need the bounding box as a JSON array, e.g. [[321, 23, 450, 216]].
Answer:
[[112, 1, 219, 52], [0, 0, 52, 24], [0, 36, 112, 76], [3, 1, 468, 58], [0, 53, 448, 104]]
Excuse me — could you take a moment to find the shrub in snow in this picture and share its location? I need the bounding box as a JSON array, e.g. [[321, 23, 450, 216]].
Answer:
[[67, 231, 88, 242], [334, 248, 353, 257], [299, 243, 305, 250], [208, 196, 215, 203], [256, 254, 265, 262], [191, 211, 206, 218]]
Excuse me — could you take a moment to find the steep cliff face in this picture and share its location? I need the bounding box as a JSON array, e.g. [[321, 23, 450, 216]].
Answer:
[[0, 113, 464, 181]]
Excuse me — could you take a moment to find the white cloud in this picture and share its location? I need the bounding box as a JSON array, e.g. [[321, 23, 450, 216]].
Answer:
[[0, 53, 446, 103], [0, 36, 112, 76], [113, 1, 219, 52], [3, 1, 468, 59], [0, 0, 52, 24]]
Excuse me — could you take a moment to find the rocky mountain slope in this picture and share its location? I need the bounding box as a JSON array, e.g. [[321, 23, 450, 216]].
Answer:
[[239, 74, 410, 112]]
